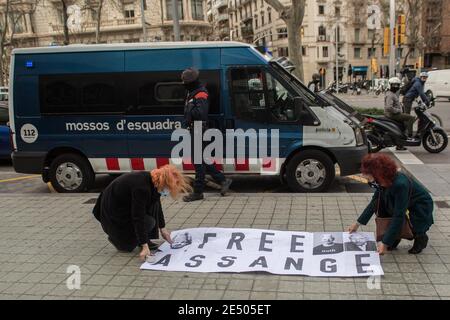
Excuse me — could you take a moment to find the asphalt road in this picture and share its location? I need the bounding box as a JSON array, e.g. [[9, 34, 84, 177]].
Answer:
[[1, 94, 448, 195]]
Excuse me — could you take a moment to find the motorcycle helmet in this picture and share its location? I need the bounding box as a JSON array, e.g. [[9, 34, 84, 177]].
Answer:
[[419, 71, 429, 78], [312, 73, 320, 82], [388, 77, 401, 92]]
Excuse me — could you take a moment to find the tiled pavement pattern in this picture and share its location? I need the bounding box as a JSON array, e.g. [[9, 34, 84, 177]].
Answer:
[[1, 193, 450, 300]]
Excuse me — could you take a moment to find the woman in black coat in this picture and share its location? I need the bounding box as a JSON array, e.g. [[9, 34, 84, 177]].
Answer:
[[93, 165, 191, 261]]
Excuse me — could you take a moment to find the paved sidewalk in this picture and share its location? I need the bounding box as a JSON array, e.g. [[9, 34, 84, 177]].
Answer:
[[0, 193, 449, 300]]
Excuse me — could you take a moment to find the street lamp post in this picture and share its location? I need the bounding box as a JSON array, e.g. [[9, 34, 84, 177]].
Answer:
[[140, 0, 147, 42], [172, 0, 181, 41], [389, 0, 395, 77], [335, 24, 339, 93]]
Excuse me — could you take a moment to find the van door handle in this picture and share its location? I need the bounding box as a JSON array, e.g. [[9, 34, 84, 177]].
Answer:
[[126, 105, 134, 112], [225, 119, 235, 129]]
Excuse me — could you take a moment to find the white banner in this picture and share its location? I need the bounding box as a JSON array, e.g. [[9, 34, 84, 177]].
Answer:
[[141, 228, 384, 277]]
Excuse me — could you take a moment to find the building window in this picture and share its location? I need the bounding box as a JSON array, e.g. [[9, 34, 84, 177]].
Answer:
[[335, 6, 341, 16], [368, 47, 376, 58], [124, 9, 135, 19], [354, 47, 361, 59], [255, 15, 258, 28], [368, 29, 375, 41], [302, 46, 307, 56], [9, 13, 26, 33], [322, 46, 329, 58], [268, 9, 272, 23], [318, 25, 326, 37], [318, 5, 325, 15], [261, 12, 265, 26], [354, 28, 360, 42], [278, 47, 289, 57], [166, 0, 184, 20], [277, 28, 288, 39], [191, 0, 204, 20]]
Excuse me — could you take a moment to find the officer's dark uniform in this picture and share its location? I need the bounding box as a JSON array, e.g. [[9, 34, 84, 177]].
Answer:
[[182, 68, 231, 202]]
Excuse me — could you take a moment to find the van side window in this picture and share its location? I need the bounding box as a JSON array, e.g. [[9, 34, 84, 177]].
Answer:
[[154, 83, 185, 102], [128, 70, 220, 116], [44, 81, 78, 110], [40, 74, 122, 114], [265, 72, 296, 122], [230, 68, 266, 121], [82, 83, 115, 108]]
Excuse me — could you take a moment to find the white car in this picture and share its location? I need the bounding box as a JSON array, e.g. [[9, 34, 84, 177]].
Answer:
[[424, 69, 450, 100]]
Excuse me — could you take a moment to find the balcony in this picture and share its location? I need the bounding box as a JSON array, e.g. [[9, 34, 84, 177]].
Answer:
[[50, 17, 139, 33], [241, 25, 253, 38], [215, 0, 228, 9], [317, 35, 330, 42], [241, 15, 253, 23], [317, 56, 332, 64], [217, 13, 229, 22]]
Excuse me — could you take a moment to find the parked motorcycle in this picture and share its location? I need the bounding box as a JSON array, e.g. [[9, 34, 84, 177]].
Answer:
[[327, 81, 349, 93], [364, 98, 448, 153]]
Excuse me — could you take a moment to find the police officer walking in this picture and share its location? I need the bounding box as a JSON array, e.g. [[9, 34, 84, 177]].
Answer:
[[181, 67, 232, 202]]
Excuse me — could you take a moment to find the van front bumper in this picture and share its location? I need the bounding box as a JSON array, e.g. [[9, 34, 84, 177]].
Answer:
[[329, 145, 368, 176], [12, 151, 46, 174]]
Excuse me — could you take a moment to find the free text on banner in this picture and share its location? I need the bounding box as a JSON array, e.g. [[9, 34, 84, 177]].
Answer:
[[141, 228, 384, 277]]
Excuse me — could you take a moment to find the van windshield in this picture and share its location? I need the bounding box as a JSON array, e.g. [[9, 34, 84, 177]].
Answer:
[[269, 60, 327, 107]]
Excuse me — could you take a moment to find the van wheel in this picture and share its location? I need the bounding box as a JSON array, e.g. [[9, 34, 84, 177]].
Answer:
[[426, 90, 434, 101], [49, 154, 94, 193], [285, 150, 335, 192]]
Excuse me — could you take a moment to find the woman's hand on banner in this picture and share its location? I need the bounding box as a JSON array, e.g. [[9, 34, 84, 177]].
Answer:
[[377, 243, 387, 255], [160, 228, 173, 244], [139, 243, 151, 262], [348, 222, 359, 233]]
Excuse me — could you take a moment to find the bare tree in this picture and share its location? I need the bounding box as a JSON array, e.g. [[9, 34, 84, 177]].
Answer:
[[402, 0, 425, 67], [0, 0, 40, 85], [263, 0, 306, 81]]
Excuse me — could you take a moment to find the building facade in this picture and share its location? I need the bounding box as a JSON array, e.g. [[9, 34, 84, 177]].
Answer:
[[228, 0, 419, 85], [206, 0, 230, 40], [423, 0, 450, 69], [1, 0, 212, 47]]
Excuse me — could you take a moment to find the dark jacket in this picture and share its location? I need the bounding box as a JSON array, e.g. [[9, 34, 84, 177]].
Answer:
[[92, 172, 165, 246], [404, 77, 429, 105], [184, 85, 210, 129], [357, 172, 434, 246]]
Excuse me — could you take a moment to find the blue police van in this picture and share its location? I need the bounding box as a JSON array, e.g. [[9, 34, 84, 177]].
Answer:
[[9, 42, 367, 193]]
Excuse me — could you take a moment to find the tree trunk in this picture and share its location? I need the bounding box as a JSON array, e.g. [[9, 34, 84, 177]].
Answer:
[[0, 0, 11, 86], [286, 21, 304, 81], [95, 0, 104, 44], [62, 0, 70, 45], [402, 47, 412, 68]]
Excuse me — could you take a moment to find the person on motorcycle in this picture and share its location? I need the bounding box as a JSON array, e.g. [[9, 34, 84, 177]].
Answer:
[[384, 77, 416, 150], [308, 73, 321, 92], [402, 72, 430, 115]]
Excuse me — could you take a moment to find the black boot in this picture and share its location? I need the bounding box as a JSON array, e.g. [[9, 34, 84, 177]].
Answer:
[[408, 234, 429, 254], [183, 193, 204, 202], [387, 239, 401, 251], [396, 146, 407, 151], [220, 178, 232, 196]]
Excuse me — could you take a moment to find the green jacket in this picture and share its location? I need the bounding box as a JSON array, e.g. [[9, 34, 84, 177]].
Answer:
[[358, 172, 434, 246]]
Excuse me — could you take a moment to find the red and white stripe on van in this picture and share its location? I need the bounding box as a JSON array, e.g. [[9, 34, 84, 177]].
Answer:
[[89, 158, 284, 175]]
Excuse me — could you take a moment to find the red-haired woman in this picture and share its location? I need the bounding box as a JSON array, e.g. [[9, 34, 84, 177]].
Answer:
[[348, 153, 434, 255], [93, 165, 191, 261]]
